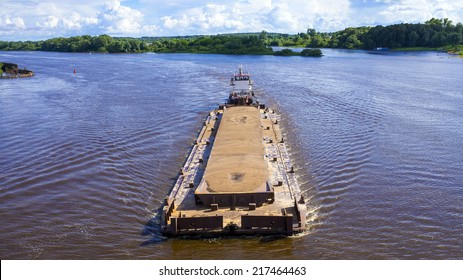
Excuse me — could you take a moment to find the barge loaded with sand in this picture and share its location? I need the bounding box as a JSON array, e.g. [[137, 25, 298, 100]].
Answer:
[[161, 66, 307, 236]]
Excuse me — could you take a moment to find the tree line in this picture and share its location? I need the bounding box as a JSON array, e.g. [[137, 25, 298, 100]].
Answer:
[[267, 18, 462, 50], [1, 18, 460, 54], [0, 33, 272, 54], [0, 35, 148, 53], [0, 33, 323, 56], [0, 34, 275, 54]]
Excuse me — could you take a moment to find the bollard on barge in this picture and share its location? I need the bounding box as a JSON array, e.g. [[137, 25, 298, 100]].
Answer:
[[161, 66, 307, 236]]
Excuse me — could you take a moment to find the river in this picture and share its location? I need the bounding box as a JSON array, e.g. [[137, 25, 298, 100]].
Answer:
[[1, 49, 462, 259]]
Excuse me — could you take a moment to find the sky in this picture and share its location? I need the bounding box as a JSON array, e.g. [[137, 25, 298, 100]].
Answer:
[[1, 0, 463, 41]]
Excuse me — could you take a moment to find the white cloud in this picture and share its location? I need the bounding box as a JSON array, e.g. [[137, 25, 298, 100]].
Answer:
[[0, 15, 26, 29], [160, 2, 266, 33], [162, 15, 190, 29], [373, 0, 463, 25], [39, 15, 59, 29], [268, 3, 299, 30], [36, 13, 98, 30], [282, 0, 351, 31], [161, 3, 248, 33], [158, 0, 352, 34], [96, 0, 159, 35], [0, 15, 26, 37], [1, 0, 462, 40], [0, 0, 159, 39], [97, 0, 144, 34]]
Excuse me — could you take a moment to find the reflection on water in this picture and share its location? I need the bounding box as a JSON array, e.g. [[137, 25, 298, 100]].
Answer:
[[1, 50, 462, 259]]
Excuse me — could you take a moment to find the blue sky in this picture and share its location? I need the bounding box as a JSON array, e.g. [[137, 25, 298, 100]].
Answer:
[[1, 0, 463, 40]]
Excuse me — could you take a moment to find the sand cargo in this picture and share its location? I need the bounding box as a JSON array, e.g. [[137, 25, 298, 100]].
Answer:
[[161, 66, 307, 236]]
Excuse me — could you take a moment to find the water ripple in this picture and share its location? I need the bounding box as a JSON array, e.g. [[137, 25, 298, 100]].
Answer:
[[1, 51, 462, 259]]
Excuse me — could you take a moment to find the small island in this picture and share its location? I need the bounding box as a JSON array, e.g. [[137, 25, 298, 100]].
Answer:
[[0, 33, 324, 57], [0, 62, 34, 79], [274, 48, 323, 57]]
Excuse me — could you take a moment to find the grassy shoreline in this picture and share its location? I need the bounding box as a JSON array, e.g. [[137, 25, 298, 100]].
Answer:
[[392, 44, 463, 56], [392, 47, 441, 51]]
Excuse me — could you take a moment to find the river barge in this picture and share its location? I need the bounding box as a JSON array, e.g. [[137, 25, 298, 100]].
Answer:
[[161, 66, 307, 236]]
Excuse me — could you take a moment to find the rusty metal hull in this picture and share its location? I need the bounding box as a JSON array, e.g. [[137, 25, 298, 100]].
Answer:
[[161, 104, 307, 237]]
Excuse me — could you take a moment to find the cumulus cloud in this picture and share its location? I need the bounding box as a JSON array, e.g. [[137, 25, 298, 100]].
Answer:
[[37, 13, 98, 30], [0, 0, 159, 40], [156, 0, 462, 34], [379, 0, 438, 22], [162, 15, 190, 29], [160, 2, 265, 33], [0, 15, 26, 37], [161, 3, 248, 33], [97, 0, 143, 34], [1, 0, 462, 40], [367, 0, 463, 25], [268, 3, 299, 30], [282, 0, 351, 31], [0, 15, 26, 29], [159, 0, 352, 34]]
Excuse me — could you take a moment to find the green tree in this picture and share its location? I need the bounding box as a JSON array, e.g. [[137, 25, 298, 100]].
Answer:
[[93, 35, 112, 50], [408, 31, 419, 46], [274, 48, 295, 56], [310, 34, 322, 47], [223, 39, 243, 53], [426, 18, 444, 30], [447, 32, 462, 49], [346, 34, 362, 49], [455, 23, 463, 35], [307, 28, 317, 36], [443, 18, 453, 32], [300, 48, 322, 57], [107, 41, 123, 53], [259, 30, 268, 45], [129, 40, 141, 52], [269, 40, 280, 46], [431, 32, 446, 47]]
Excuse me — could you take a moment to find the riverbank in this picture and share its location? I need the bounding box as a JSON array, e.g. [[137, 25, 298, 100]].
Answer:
[[392, 45, 463, 57]]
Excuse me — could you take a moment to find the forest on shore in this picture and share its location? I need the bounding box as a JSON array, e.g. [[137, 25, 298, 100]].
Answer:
[[0, 18, 461, 55], [274, 18, 462, 50]]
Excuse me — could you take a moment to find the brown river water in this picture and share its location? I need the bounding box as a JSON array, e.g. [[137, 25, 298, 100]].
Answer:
[[1, 50, 462, 259]]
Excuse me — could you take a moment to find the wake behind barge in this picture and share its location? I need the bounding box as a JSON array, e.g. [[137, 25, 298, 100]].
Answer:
[[161, 66, 307, 236]]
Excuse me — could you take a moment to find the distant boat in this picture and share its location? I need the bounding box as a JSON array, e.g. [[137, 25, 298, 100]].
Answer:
[[374, 47, 389, 51]]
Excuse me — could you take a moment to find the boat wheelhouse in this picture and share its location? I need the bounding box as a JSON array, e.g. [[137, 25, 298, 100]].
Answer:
[[229, 65, 254, 105]]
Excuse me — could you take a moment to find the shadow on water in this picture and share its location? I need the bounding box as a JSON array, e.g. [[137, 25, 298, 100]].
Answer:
[[140, 204, 290, 245], [258, 235, 288, 243], [141, 206, 168, 246]]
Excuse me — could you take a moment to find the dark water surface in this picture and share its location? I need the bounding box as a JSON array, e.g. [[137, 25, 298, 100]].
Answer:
[[1, 50, 462, 259]]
